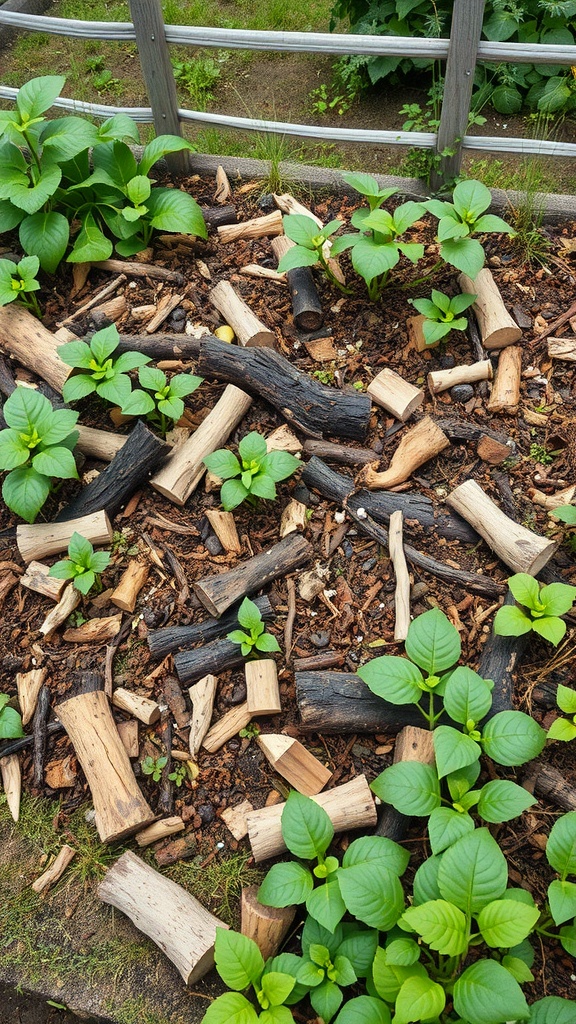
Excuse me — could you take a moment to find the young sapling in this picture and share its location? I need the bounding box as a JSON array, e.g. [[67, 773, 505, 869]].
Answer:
[[141, 755, 167, 782], [120, 365, 203, 434], [409, 288, 477, 345], [227, 597, 281, 657], [493, 573, 576, 646], [203, 430, 300, 511], [48, 532, 111, 595], [0, 256, 42, 317], [58, 323, 150, 407]]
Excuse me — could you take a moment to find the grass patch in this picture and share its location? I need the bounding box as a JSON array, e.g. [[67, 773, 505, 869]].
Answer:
[[106, 995, 187, 1024], [163, 851, 263, 927]]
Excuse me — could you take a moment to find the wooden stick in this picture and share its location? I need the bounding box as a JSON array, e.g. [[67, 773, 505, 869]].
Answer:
[[214, 166, 231, 203], [194, 533, 313, 618], [302, 440, 380, 468], [246, 660, 282, 716], [241, 884, 296, 961], [280, 499, 307, 538], [63, 614, 122, 644], [210, 281, 276, 348], [487, 346, 522, 415], [90, 294, 127, 326], [32, 683, 51, 789], [111, 560, 150, 613], [174, 639, 246, 686], [116, 718, 139, 758], [217, 210, 283, 244], [202, 703, 252, 753], [458, 269, 522, 350], [145, 291, 187, 334], [148, 595, 274, 660], [367, 368, 424, 421], [205, 510, 242, 554], [112, 688, 161, 726], [407, 313, 437, 352], [388, 510, 410, 642], [447, 479, 558, 575], [98, 850, 227, 983], [376, 726, 435, 841], [93, 259, 185, 285], [548, 337, 576, 361], [32, 844, 76, 893], [257, 734, 331, 795], [135, 817, 185, 848], [270, 236, 323, 332], [427, 359, 493, 395], [188, 674, 218, 758], [0, 753, 21, 822], [531, 485, 576, 511], [0, 304, 70, 393], [39, 584, 82, 638], [360, 417, 450, 490], [246, 775, 377, 862], [20, 561, 68, 601], [59, 274, 127, 326], [56, 690, 154, 842], [16, 667, 48, 727], [17, 510, 113, 563], [533, 764, 576, 812], [76, 424, 127, 461]]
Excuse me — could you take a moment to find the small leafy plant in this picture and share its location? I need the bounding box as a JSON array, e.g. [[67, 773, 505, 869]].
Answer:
[[203, 431, 300, 512], [141, 755, 167, 782], [547, 684, 576, 742], [48, 532, 110, 595], [0, 387, 79, 522], [0, 694, 25, 740], [120, 365, 203, 433], [423, 179, 514, 278], [551, 504, 576, 526], [168, 762, 189, 787], [58, 324, 150, 408], [0, 255, 41, 316], [493, 573, 576, 646], [409, 288, 477, 346], [277, 214, 351, 294], [227, 597, 281, 658]]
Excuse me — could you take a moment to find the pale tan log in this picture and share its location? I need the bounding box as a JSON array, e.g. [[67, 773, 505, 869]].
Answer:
[[530, 485, 576, 511], [257, 734, 331, 795], [280, 499, 307, 538], [150, 386, 253, 505], [145, 291, 186, 334], [205, 510, 242, 555], [548, 337, 576, 361], [76, 424, 127, 461], [407, 313, 438, 352], [93, 259, 185, 283], [202, 702, 252, 753], [63, 614, 122, 644], [189, 674, 218, 758], [388, 510, 411, 642], [458, 269, 521, 350], [367, 368, 424, 421], [112, 687, 161, 726], [16, 667, 48, 727], [209, 281, 276, 348], [217, 210, 283, 244], [241, 884, 296, 961], [91, 294, 127, 325], [39, 584, 82, 637], [0, 304, 70, 393], [98, 850, 227, 983], [246, 775, 377, 862], [427, 359, 493, 396], [240, 265, 286, 283], [0, 753, 21, 822], [57, 691, 154, 842], [246, 660, 281, 716], [59, 275, 127, 326], [17, 510, 113, 563], [447, 479, 558, 575], [111, 560, 150, 612], [360, 417, 450, 490], [266, 424, 302, 454], [32, 844, 76, 893], [394, 725, 436, 765], [116, 718, 139, 758], [135, 816, 185, 848], [487, 346, 522, 415], [20, 561, 68, 601], [221, 799, 254, 840]]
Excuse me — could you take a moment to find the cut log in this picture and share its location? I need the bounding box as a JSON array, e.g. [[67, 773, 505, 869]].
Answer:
[[194, 533, 313, 618], [56, 690, 155, 842], [20, 561, 67, 601], [205, 510, 242, 554], [446, 479, 558, 575], [388, 510, 410, 642], [548, 337, 576, 361], [63, 614, 122, 644], [487, 346, 522, 415], [93, 259, 185, 285], [135, 817, 185, 848], [0, 304, 70, 393], [98, 850, 227, 984], [367, 368, 424, 421], [532, 485, 576, 511], [407, 313, 436, 352], [376, 726, 436, 842], [116, 718, 139, 758], [221, 799, 254, 840], [198, 336, 372, 441], [427, 359, 493, 395], [241, 884, 296, 961], [17, 667, 48, 727], [246, 775, 377, 862], [302, 440, 380, 468], [280, 499, 307, 538], [76, 424, 127, 461], [39, 584, 82, 638], [217, 210, 283, 244], [112, 688, 161, 726], [270, 235, 323, 332], [111, 560, 150, 613], [202, 703, 252, 753], [246, 660, 282, 716], [32, 844, 76, 893], [148, 595, 274, 660], [210, 280, 276, 348], [296, 671, 428, 734], [257, 734, 332, 795], [17, 510, 113, 563], [360, 417, 450, 490], [189, 674, 218, 758], [533, 765, 576, 812], [0, 753, 21, 822], [458, 269, 522, 350], [174, 638, 245, 686]]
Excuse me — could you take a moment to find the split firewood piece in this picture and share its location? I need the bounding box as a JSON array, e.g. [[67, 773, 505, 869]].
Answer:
[[214, 165, 231, 203], [90, 294, 127, 326], [135, 817, 185, 848], [246, 775, 377, 862], [17, 510, 113, 563], [20, 563, 67, 602], [32, 844, 76, 893], [367, 367, 424, 421], [270, 236, 323, 332], [0, 753, 21, 822], [202, 702, 252, 753], [205, 510, 242, 555], [246, 660, 282, 716], [116, 718, 139, 758], [145, 291, 187, 335], [531, 484, 576, 511], [188, 674, 218, 758], [194, 533, 313, 618], [98, 850, 228, 983], [427, 359, 493, 396], [59, 274, 127, 326], [447, 479, 558, 575], [56, 690, 155, 842], [407, 313, 436, 352], [75, 424, 127, 461], [458, 269, 521, 350], [548, 337, 576, 361], [175, 639, 245, 686], [360, 417, 450, 491], [0, 304, 71, 393], [112, 687, 161, 726], [17, 667, 48, 727], [221, 799, 254, 841], [377, 726, 435, 842], [266, 424, 302, 454], [111, 560, 150, 613], [241, 884, 296, 961], [218, 210, 283, 244], [210, 280, 276, 348], [63, 614, 122, 644], [388, 511, 410, 642], [39, 584, 82, 638], [487, 346, 522, 415], [257, 734, 331, 796], [280, 499, 307, 538]]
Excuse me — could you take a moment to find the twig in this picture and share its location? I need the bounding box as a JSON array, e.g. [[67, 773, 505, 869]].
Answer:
[[284, 577, 297, 661]]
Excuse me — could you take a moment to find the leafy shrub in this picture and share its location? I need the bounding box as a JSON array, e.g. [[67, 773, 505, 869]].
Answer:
[[58, 324, 150, 407], [48, 532, 110, 595], [409, 288, 477, 345], [203, 431, 301, 511]]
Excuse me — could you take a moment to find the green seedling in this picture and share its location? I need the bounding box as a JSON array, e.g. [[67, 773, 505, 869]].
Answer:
[[551, 504, 576, 526], [493, 573, 576, 646], [409, 288, 477, 345], [0, 694, 25, 740], [168, 763, 189, 787], [58, 323, 150, 408], [0, 255, 41, 316], [48, 532, 110, 595], [141, 755, 167, 782], [120, 365, 203, 434], [227, 597, 281, 658], [546, 811, 576, 942], [0, 387, 79, 522], [547, 684, 576, 742], [423, 179, 514, 278], [203, 430, 300, 512], [238, 722, 261, 741], [277, 214, 351, 294]]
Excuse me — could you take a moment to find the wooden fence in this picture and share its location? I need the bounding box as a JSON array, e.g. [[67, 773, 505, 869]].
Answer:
[[1, 0, 576, 185]]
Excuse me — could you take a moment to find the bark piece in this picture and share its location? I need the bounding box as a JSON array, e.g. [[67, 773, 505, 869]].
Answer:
[[0, 304, 70, 393], [548, 337, 576, 361], [205, 510, 242, 554], [148, 595, 274, 660], [98, 850, 227, 984], [39, 585, 82, 638], [112, 688, 161, 726], [533, 764, 576, 812], [487, 346, 522, 415], [376, 726, 435, 842], [20, 561, 69, 602], [17, 510, 113, 563], [135, 817, 185, 848], [427, 359, 493, 395], [202, 703, 252, 753], [388, 510, 410, 642], [116, 718, 139, 758], [189, 674, 218, 758], [477, 436, 513, 465], [210, 280, 276, 348], [111, 560, 150, 612], [17, 667, 48, 727], [280, 499, 307, 538], [0, 753, 21, 822], [175, 639, 245, 686], [302, 440, 380, 468], [296, 671, 427, 734], [221, 799, 254, 840], [257, 734, 332, 795], [459, 269, 522, 349], [360, 417, 450, 490], [63, 614, 122, 644], [218, 210, 283, 244], [32, 844, 76, 894], [32, 683, 51, 790], [270, 235, 323, 332], [367, 368, 424, 421], [246, 660, 282, 716], [241, 884, 296, 961]]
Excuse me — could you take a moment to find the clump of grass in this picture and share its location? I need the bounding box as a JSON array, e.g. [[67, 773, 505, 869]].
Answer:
[[164, 851, 263, 926]]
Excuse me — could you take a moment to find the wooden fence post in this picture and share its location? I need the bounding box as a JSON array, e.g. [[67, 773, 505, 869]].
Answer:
[[431, 0, 486, 191], [128, 0, 189, 176]]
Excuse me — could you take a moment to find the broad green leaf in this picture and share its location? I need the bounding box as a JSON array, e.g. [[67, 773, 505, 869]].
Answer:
[[560, 923, 576, 955], [392, 200, 426, 235], [443, 666, 493, 725], [342, 835, 409, 876], [400, 899, 468, 956], [477, 898, 539, 948], [0, 705, 25, 739], [412, 855, 442, 905], [301, 917, 343, 959], [492, 83, 523, 114], [394, 974, 446, 1024], [138, 135, 194, 177], [259, 971, 295, 1007], [263, 450, 300, 483], [67, 532, 93, 565], [18, 75, 65, 119], [508, 573, 544, 609], [0, 431, 33, 470], [40, 117, 99, 161], [147, 186, 207, 238], [259, 1006, 293, 1024], [306, 878, 346, 932], [168, 373, 203, 398], [333, 995, 391, 1024], [529, 996, 576, 1024], [371, 949, 427, 1003], [281, 790, 333, 860], [350, 236, 399, 284], [453, 959, 529, 1024], [357, 655, 423, 705], [214, 927, 264, 990], [96, 374, 132, 406], [546, 811, 576, 877], [255, 633, 281, 653], [337, 861, 404, 930], [371, 762, 441, 816], [203, 449, 241, 480], [547, 717, 576, 742], [249, 474, 277, 501], [283, 213, 323, 247], [411, 297, 440, 319], [74, 570, 95, 595], [2, 465, 51, 522], [440, 236, 485, 277], [90, 324, 121, 364], [482, 710, 546, 766], [58, 340, 94, 370], [474, 214, 514, 235], [540, 582, 576, 617], [203, 991, 258, 1024], [452, 179, 492, 220], [434, 725, 481, 779], [62, 374, 98, 402], [263, 953, 309, 1004], [422, 320, 452, 345], [428, 807, 475, 854], [551, 505, 576, 526], [48, 560, 77, 581], [532, 616, 567, 645], [89, 551, 110, 574], [548, 879, 576, 926], [556, 684, 576, 715], [19, 211, 69, 274], [68, 212, 114, 264], [381, 938, 419, 967], [127, 174, 151, 206], [405, 607, 460, 674], [335, 927, 378, 976], [220, 478, 249, 511], [277, 246, 319, 271], [501, 954, 534, 984], [2, 387, 48, 432], [437, 829, 508, 915], [0, 200, 24, 232], [332, 954, 356, 987], [493, 604, 533, 637], [477, 780, 536, 823], [237, 596, 263, 632], [32, 446, 78, 480], [310, 978, 342, 1023], [121, 390, 156, 417], [9, 164, 61, 216], [450, 291, 477, 314]]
